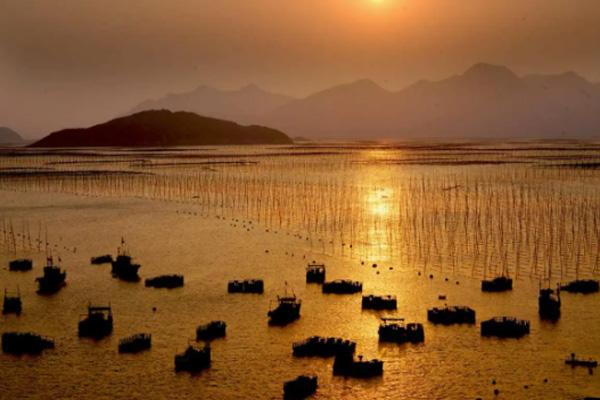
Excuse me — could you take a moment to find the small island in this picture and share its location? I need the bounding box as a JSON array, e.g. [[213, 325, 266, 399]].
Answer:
[[30, 110, 292, 147]]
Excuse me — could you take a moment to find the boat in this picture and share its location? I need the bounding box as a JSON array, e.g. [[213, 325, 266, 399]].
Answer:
[[118, 333, 151, 353], [378, 318, 424, 343], [35, 257, 66, 294], [333, 352, 383, 378], [565, 353, 598, 369], [9, 259, 32, 272], [283, 375, 318, 399], [539, 286, 561, 320], [90, 255, 113, 265], [322, 279, 362, 294], [481, 276, 513, 292], [480, 316, 530, 338], [228, 279, 264, 294], [268, 285, 301, 325], [145, 274, 184, 288], [174, 343, 211, 372], [78, 304, 113, 338], [560, 279, 599, 294], [427, 306, 476, 325], [2, 332, 54, 355], [362, 295, 397, 310], [306, 263, 326, 284], [3, 288, 22, 315], [111, 239, 141, 282], [292, 336, 356, 357], [196, 321, 226, 341]]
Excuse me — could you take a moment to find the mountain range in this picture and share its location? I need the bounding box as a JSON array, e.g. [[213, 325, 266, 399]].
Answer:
[[130, 63, 600, 139], [0, 127, 24, 145]]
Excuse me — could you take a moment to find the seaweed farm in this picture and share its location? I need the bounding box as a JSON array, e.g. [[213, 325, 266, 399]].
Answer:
[[1, 142, 600, 399]]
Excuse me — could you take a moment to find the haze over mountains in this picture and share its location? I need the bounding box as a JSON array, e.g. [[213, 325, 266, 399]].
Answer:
[[131, 63, 600, 140], [0, 127, 24, 145]]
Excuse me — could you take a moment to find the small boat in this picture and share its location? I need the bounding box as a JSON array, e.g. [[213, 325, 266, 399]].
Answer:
[[1, 332, 54, 355], [333, 352, 383, 378], [196, 321, 226, 341], [9, 259, 32, 272], [2, 288, 22, 315], [283, 375, 318, 399], [378, 318, 424, 343], [111, 239, 141, 282], [268, 285, 301, 325], [481, 316, 529, 338], [292, 336, 356, 357], [118, 333, 151, 353], [481, 276, 513, 292], [322, 280, 362, 294], [539, 286, 561, 320], [145, 274, 184, 289], [78, 304, 113, 338], [174, 343, 211, 372], [427, 306, 476, 325], [35, 257, 66, 294], [565, 353, 598, 369], [438, 294, 447, 300], [362, 295, 397, 310], [560, 279, 599, 294], [228, 279, 264, 294], [90, 255, 113, 265], [306, 263, 326, 284]]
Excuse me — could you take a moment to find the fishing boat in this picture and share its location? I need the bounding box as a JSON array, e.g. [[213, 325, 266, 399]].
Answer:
[[378, 318, 424, 343], [35, 257, 66, 294], [2, 332, 54, 355], [333, 352, 383, 378], [283, 375, 318, 399], [292, 336, 356, 357], [111, 238, 141, 282], [268, 285, 301, 325], [565, 353, 598, 369], [560, 279, 599, 294], [427, 306, 476, 325], [480, 316, 529, 338], [322, 279, 362, 294], [174, 343, 211, 372], [481, 275, 513, 292], [362, 295, 397, 310], [118, 333, 151, 353], [9, 258, 32, 272], [539, 285, 561, 320], [90, 255, 113, 265], [145, 274, 184, 288], [196, 321, 226, 341], [228, 279, 264, 294], [2, 288, 22, 315], [78, 304, 113, 338], [306, 263, 326, 284]]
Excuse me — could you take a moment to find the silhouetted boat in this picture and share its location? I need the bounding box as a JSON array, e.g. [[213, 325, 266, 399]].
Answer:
[[268, 285, 301, 325], [196, 321, 226, 341], [283, 375, 318, 399], [481, 276, 513, 292], [322, 279, 362, 294], [2, 332, 54, 355], [560, 279, 599, 294], [378, 318, 424, 343], [228, 279, 264, 294], [111, 238, 141, 282], [90, 255, 113, 265], [3, 289, 22, 315], [362, 295, 397, 310], [9, 258, 32, 272], [539, 286, 561, 320], [35, 257, 66, 294], [118, 333, 151, 353], [145, 274, 184, 288], [292, 336, 356, 357], [306, 263, 326, 284], [174, 343, 211, 372], [427, 306, 476, 325], [333, 352, 383, 378], [481, 316, 529, 338], [78, 304, 113, 338], [565, 353, 598, 369]]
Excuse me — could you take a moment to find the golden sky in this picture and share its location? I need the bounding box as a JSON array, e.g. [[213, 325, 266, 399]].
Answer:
[[2, 0, 600, 136]]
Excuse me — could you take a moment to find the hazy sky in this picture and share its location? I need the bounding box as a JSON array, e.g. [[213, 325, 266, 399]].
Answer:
[[2, 0, 600, 137]]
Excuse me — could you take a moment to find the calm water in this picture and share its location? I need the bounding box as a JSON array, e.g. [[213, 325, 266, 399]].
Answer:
[[1, 143, 599, 399]]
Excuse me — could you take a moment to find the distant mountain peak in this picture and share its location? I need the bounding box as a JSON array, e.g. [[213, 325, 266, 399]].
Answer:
[[462, 62, 519, 82]]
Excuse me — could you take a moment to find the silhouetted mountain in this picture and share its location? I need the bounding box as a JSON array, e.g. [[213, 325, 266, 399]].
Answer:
[[0, 127, 24, 145], [130, 84, 294, 124], [30, 110, 292, 147], [262, 63, 600, 139]]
